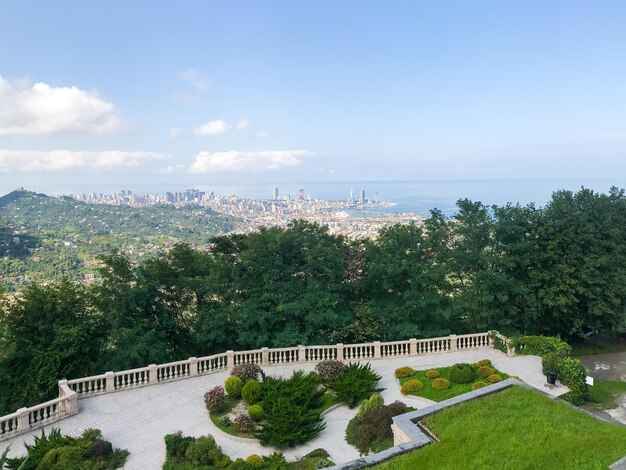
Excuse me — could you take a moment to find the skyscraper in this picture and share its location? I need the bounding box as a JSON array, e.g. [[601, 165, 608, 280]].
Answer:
[[298, 188, 305, 201], [273, 186, 279, 200], [359, 189, 366, 204], [349, 188, 354, 203]]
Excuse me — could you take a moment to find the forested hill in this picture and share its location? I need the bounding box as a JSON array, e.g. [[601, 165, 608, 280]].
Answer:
[[0, 189, 240, 288]]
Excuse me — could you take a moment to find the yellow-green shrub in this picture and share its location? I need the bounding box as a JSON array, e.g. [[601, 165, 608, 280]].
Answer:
[[246, 454, 263, 467], [395, 366, 415, 379], [425, 369, 440, 379], [479, 359, 492, 366], [477, 366, 495, 378], [400, 379, 423, 395], [431, 378, 451, 390], [488, 374, 503, 383], [472, 381, 489, 391]]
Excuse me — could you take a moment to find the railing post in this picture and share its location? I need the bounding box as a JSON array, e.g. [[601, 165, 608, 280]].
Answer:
[[373, 341, 381, 359], [449, 335, 458, 352], [336, 343, 344, 361], [298, 345, 306, 362], [16, 408, 29, 432], [189, 357, 198, 377], [105, 371, 115, 391], [409, 338, 417, 356], [226, 350, 235, 369], [261, 347, 269, 366], [148, 364, 158, 384]]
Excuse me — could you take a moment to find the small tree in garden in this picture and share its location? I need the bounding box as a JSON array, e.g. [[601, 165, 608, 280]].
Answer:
[[315, 360, 348, 384], [204, 386, 227, 413], [231, 363, 264, 383]]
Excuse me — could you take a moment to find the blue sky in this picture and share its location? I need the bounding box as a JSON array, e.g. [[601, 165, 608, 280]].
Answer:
[[1, 1, 626, 194]]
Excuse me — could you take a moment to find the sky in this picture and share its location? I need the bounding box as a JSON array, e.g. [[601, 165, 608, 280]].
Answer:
[[1, 1, 626, 195]]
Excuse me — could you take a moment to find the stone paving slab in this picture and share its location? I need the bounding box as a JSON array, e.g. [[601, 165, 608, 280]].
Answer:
[[1, 349, 561, 469]]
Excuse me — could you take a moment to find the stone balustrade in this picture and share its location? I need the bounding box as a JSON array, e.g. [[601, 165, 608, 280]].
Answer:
[[0, 331, 502, 442]]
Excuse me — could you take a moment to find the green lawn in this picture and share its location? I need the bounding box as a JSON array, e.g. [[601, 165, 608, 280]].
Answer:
[[399, 365, 510, 402], [587, 380, 626, 410], [375, 386, 626, 470]]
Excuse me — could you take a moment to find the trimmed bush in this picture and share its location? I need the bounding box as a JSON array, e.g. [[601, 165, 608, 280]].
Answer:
[[472, 381, 489, 391], [448, 363, 475, 384], [358, 392, 384, 418], [242, 379, 262, 404], [234, 413, 255, 433], [328, 362, 383, 408], [425, 369, 440, 379], [231, 363, 264, 383], [478, 359, 492, 366], [246, 454, 263, 467], [477, 366, 495, 378], [225, 376, 244, 398], [185, 435, 224, 466], [349, 401, 408, 454], [487, 374, 503, 383], [248, 404, 264, 421], [394, 366, 415, 379], [431, 378, 451, 390], [315, 360, 348, 384], [204, 385, 227, 413], [401, 379, 424, 395]]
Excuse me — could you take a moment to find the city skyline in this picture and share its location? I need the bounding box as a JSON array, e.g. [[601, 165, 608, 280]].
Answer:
[[2, 2, 626, 192]]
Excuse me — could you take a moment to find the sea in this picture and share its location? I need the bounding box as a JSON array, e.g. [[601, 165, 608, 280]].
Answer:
[[7, 177, 626, 217]]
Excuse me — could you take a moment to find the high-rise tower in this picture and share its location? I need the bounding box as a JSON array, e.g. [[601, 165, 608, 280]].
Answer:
[[273, 186, 279, 200]]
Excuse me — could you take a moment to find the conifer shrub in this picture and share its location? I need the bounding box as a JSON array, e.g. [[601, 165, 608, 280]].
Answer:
[[432, 378, 451, 390], [448, 363, 475, 384], [315, 360, 348, 384], [425, 369, 440, 379], [231, 363, 264, 383], [400, 379, 424, 395], [472, 381, 489, 391], [478, 359, 492, 366], [357, 392, 384, 418], [328, 362, 383, 408], [477, 366, 495, 378], [242, 379, 262, 404], [394, 366, 415, 379], [225, 376, 244, 398], [248, 404, 264, 421], [204, 385, 227, 412], [487, 374, 503, 383]]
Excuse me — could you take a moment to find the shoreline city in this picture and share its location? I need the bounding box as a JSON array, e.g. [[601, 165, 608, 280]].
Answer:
[[68, 186, 425, 239]]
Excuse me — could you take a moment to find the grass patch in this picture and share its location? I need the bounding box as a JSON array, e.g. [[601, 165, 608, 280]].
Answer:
[[374, 386, 626, 469], [587, 380, 626, 410], [209, 396, 254, 438], [286, 448, 334, 469], [398, 366, 509, 402]]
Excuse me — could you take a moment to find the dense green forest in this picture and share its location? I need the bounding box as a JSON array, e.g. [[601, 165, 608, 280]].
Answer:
[[1, 187, 626, 415], [0, 189, 240, 289]]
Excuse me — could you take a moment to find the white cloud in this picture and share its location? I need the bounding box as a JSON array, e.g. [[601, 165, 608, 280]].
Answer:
[[190, 150, 313, 173], [0, 76, 124, 135], [194, 119, 231, 136], [0, 149, 164, 173], [169, 128, 181, 139], [256, 131, 270, 139], [178, 69, 210, 93], [235, 118, 250, 130]]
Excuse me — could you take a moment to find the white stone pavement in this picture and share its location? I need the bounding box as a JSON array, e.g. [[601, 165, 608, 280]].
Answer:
[[1, 349, 564, 469]]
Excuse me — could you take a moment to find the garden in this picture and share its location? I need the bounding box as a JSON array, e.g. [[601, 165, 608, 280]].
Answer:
[[395, 359, 511, 401]]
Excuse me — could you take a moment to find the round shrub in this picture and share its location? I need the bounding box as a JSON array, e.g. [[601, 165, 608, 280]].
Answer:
[[448, 363, 475, 384], [246, 454, 263, 467], [89, 438, 113, 457], [394, 366, 415, 379], [204, 385, 227, 413], [477, 366, 495, 378], [315, 360, 348, 383], [472, 381, 489, 391], [242, 380, 262, 404], [248, 404, 264, 421], [225, 376, 244, 398], [487, 374, 503, 383], [431, 378, 451, 390], [424, 369, 440, 379], [231, 363, 264, 383], [233, 413, 255, 433], [400, 379, 424, 395], [479, 359, 492, 366], [357, 392, 384, 418], [185, 436, 223, 466]]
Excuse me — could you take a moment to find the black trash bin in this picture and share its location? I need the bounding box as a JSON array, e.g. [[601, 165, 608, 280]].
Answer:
[[546, 371, 557, 386]]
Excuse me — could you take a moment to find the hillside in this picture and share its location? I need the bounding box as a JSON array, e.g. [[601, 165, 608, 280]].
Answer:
[[0, 189, 240, 289]]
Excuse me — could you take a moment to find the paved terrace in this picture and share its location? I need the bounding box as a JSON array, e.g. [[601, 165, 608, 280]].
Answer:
[[2, 348, 565, 469]]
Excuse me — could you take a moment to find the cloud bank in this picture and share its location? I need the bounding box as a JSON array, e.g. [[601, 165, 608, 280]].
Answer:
[[190, 150, 313, 173], [0, 149, 164, 172], [0, 76, 124, 135]]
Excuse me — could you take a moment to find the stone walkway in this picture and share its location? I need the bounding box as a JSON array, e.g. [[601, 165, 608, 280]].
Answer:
[[1, 349, 564, 469]]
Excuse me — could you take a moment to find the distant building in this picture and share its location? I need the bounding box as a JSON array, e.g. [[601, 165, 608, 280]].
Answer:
[[349, 188, 354, 203], [298, 188, 305, 201], [359, 189, 366, 204], [273, 186, 279, 200]]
